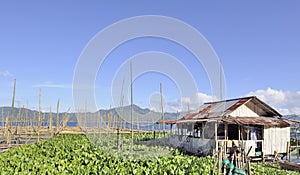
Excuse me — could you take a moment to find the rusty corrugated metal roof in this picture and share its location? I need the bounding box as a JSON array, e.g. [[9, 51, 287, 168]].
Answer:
[[156, 119, 179, 124], [226, 98, 250, 111], [188, 96, 281, 119], [161, 96, 288, 126], [182, 103, 215, 120], [182, 112, 199, 120], [159, 117, 297, 126], [222, 117, 296, 126]]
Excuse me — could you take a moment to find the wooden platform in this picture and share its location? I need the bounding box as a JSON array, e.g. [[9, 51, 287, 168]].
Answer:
[[278, 160, 300, 172]]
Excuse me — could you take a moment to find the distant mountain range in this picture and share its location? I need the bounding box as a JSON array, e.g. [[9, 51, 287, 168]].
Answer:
[[282, 114, 300, 121], [0, 105, 181, 124]]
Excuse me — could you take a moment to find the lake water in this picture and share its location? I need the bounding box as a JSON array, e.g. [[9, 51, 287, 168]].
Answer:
[[0, 122, 78, 127], [0, 121, 170, 131]]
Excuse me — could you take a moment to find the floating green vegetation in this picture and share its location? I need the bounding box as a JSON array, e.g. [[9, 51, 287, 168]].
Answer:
[[0, 134, 298, 175]]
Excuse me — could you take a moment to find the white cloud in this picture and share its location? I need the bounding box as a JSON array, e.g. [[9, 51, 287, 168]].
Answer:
[[164, 88, 300, 115], [0, 70, 13, 78], [167, 92, 217, 112], [247, 88, 300, 115], [33, 81, 71, 89]]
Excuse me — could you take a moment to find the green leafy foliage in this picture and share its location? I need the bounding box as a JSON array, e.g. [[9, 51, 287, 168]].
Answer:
[[0, 134, 298, 174], [251, 163, 300, 175], [0, 134, 215, 174]]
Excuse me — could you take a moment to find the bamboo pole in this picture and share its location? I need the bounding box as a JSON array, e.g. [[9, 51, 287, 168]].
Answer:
[[98, 111, 101, 136], [37, 88, 42, 142], [84, 102, 87, 130], [16, 101, 22, 145], [21, 105, 25, 127], [1, 108, 3, 139], [26, 101, 28, 127], [130, 62, 134, 147], [118, 113, 122, 130], [121, 98, 125, 130], [1, 108, 3, 128], [152, 116, 154, 134], [160, 83, 165, 137], [220, 63, 223, 100], [112, 114, 115, 129], [16, 101, 21, 135], [136, 112, 139, 132], [7, 79, 16, 147], [56, 99, 60, 135], [107, 109, 111, 129], [62, 113, 67, 129], [106, 110, 109, 129], [120, 78, 125, 130], [5, 116, 9, 145], [59, 108, 71, 132], [49, 105, 53, 137]]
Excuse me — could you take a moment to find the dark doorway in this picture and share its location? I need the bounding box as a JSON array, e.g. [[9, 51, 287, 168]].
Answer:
[[228, 124, 239, 140]]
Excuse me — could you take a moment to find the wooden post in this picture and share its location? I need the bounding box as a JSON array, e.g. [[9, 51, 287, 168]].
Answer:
[[247, 159, 251, 175], [211, 151, 218, 175], [286, 141, 289, 161], [202, 123, 205, 139], [223, 142, 227, 175], [295, 127, 298, 159], [215, 122, 218, 153], [238, 125, 241, 141], [286, 141, 291, 161], [218, 144, 222, 175], [225, 123, 228, 154]]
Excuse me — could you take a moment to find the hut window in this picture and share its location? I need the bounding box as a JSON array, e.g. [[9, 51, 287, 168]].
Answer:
[[217, 124, 225, 140], [194, 122, 202, 138]]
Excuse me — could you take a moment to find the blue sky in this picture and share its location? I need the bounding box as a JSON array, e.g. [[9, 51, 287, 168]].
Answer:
[[0, 1, 299, 114]]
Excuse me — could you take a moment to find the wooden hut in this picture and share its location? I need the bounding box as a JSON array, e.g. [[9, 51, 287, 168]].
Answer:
[[162, 96, 295, 157]]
